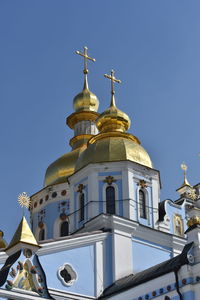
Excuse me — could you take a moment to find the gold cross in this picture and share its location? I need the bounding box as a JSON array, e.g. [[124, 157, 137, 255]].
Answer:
[[103, 176, 117, 185], [104, 70, 121, 95], [76, 46, 96, 74], [181, 161, 188, 181], [137, 180, 147, 188]]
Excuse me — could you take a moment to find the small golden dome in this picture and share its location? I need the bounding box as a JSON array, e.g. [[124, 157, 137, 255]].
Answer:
[[187, 216, 200, 227], [44, 145, 86, 186], [73, 77, 99, 112], [75, 133, 153, 171], [96, 94, 130, 133]]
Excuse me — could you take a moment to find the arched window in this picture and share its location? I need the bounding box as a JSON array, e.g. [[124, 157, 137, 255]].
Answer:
[[106, 186, 115, 214], [79, 193, 84, 222], [139, 190, 146, 219], [60, 221, 69, 237], [39, 228, 45, 241]]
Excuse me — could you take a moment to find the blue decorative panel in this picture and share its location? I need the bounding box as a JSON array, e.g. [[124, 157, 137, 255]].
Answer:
[[117, 179, 123, 216], [74, 178, 88, 230], [171, 290, 194, 300], [104, 235, 113, 288], [39, 245, 95, 296], [132, 238, 172, 272], [32, 198, 70, 239], [99, 180, 104, 214], [165, 201, 186, 234]]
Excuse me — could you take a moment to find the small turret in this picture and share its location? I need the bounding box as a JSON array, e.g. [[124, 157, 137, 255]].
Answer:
[[176, 162, 197, 201]]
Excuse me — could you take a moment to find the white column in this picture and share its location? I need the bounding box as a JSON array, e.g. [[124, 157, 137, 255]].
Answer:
[[94, 240, 104, 297], [88, 170, 99, 220], [111, 217, 133, 281], [122, 169, 135, 220]]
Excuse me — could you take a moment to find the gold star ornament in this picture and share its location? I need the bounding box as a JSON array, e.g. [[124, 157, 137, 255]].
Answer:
[[18, 192, 30, 209]]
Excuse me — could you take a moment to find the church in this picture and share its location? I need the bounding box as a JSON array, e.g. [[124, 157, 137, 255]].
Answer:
[[0, 47, 200, 300]]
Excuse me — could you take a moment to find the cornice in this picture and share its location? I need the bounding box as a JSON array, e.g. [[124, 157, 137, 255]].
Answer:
[[38, 232, 108, 256], [0, 288, 48, 300], [49, 288, 95, 300]]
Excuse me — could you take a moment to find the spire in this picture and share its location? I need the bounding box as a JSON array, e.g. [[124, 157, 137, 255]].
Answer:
[[180, 162, 191, 188], [176, 162, 197, 200], [104, 69, 121, 107], [7, 217, 39, 251]]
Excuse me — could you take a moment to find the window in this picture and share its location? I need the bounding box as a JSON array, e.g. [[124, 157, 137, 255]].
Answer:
[[106, 186, 115, 214], [60, 221, 69, 237], [39, 228, 45, 241], [139, 190, 146, 219], [79, 193, 84, 222], [58, 264, 77, 287]]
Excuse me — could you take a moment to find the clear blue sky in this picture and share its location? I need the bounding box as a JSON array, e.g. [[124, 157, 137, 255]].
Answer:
[[0, 0, 199, 242]]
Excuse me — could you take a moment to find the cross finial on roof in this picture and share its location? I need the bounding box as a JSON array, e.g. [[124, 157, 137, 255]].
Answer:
[[75, 46, 96, 75], [104, 70, 121, 96]]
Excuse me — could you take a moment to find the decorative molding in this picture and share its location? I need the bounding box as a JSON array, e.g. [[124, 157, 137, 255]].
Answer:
[[49, 287, 95, 299], [31, 183, 70, 214]]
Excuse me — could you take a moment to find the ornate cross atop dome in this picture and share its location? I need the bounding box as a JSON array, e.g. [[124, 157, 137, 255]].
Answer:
[[76, 46, 96, 75], [104, 69, 121, 95], [104, 70, 121, 107]]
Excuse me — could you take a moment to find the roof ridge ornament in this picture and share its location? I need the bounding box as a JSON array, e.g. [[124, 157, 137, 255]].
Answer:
[[104, 69, 121, 107]]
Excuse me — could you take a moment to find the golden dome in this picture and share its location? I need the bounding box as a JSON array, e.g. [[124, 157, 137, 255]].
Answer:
[[75, 132, 153, 171], [44, 145, 86, 186], [187, 216, 200, 227], [75, 69, 153, 172], [96, 94, 130, 133], [73, 76, 99, 112]]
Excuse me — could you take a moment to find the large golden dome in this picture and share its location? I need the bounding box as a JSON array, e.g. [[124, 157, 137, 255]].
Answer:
[[75, 132, 153, 171], [44, 145, 86, 186]]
